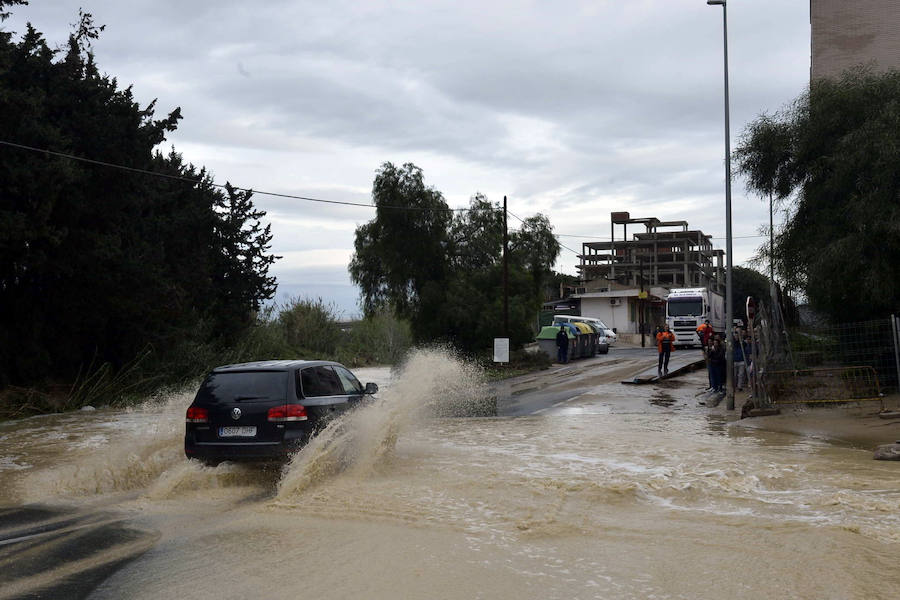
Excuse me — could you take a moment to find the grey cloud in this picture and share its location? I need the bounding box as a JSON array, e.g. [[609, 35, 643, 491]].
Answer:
[[5, 0, 811, 273]]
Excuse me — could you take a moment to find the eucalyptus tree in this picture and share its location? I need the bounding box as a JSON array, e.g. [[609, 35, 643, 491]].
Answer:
[[735, 67, 900, 321], [349, 161, 452, 338], [351, 164, 561, 350]]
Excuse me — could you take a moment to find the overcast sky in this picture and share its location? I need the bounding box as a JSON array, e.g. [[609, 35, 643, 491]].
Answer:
[[5, 1, 811, 317]]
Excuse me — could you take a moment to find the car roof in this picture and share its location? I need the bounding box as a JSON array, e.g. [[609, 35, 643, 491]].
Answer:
[[210, 359, 343, 373]]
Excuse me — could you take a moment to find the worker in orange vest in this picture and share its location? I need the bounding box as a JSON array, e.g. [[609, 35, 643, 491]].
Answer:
[[656, 324, 676, 376], [696, 320, 715, 389], [696, 320, 714, 348]]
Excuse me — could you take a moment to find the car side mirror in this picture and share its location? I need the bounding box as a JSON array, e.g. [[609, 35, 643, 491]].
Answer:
[[365, 382, 379, 395]]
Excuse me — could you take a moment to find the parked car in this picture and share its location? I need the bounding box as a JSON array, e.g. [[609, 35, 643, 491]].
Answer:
[[595, 319, 618, 345], [589, 324, 610, 354], [184, 360, 378, 464]]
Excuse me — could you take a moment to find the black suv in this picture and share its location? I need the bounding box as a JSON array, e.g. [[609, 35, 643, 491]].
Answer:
[[184, 360, 378, 463]]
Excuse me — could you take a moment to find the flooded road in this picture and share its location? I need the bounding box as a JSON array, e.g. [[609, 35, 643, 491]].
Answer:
[[2, 349, 899, 599]]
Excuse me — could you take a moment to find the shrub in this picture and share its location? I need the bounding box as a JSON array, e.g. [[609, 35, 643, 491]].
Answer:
[[336, 309, 413, 366], [278, 297, 343, 355]]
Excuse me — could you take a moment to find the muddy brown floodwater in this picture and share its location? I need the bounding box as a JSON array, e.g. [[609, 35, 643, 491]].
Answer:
[[1, 349, 899, 599]]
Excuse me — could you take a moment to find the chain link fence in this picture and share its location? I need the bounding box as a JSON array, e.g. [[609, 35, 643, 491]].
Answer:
[[747, 296, 900, 407]]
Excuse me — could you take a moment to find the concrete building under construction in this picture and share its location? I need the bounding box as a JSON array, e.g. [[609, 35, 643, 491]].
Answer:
[[567, 212, 724, 338]]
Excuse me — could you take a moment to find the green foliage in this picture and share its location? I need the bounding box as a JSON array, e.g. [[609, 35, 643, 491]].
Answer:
[[510, 213, 560, 297], [336, 309, 412, 366], [732, 266, 771, 322], [1, 299, 414, 418], [0, 1, 25, 25], [65, 346, 155, 410], [0, 12, 277, 387], [349, 162, 451, 327], [218, 299, 413, 371], [735, 67, 900, 321], [279, 297, 343, 356], [350, 168, 561, 353]]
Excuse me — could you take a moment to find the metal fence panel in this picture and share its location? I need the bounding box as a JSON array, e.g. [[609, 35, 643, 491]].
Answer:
[[763, 366, 883, 407], [789, 318, 897, 393], [747, 302, 900, 406]]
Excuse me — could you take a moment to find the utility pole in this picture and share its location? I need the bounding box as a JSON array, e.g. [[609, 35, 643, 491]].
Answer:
[[769, 190, 778, 309], [640, 255, 645, 348], [503, 195, 509, 338], [707, 0, 735, 410], [769, 191, 774, 283]]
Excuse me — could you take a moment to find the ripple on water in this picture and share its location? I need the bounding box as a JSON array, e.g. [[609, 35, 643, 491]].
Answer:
[[1, 350, 900, 551]]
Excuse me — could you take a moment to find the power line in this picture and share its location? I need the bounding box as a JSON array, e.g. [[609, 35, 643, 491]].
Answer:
[[506, 208, 582, 257], [0, 139, 497, 213], [2, 139, 769, 239]]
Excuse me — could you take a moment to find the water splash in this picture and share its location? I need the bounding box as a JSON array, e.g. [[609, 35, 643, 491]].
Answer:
[[145, 460, 280, 500], [275, 347, 487, 501], [18, 391, 191, 502]]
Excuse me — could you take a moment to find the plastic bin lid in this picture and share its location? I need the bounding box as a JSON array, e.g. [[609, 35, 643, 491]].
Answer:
[[544, 324, 577, 338], [552, 322, 579, 336], [537, 326, 562, 340], [579, 322, 603, 334], [572, 322, 593, 334]]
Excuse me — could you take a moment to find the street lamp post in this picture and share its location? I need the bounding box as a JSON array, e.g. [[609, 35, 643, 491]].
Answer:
[[707, 0, 734, 410]]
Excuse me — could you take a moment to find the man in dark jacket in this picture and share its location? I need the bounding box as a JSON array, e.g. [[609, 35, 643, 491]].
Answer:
[[709, 335, 727, 392], [696, 320, 715, 390], [732, 330, 750, 391], [556, 325, 570, 364]]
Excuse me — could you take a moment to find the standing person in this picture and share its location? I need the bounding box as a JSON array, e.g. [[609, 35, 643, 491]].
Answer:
[[709, 335, 727, 392], [696, 320, 715, 390], [656, 324, 676, 376], [743, 331, 755, 393], [696, 319, 714, 347], [555, 325, 570, 364], [733, 329, 749, 391]]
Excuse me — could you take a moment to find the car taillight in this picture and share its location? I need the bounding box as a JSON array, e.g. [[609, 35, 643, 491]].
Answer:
[[267, 404, 308, 422], [186, 407, 209, 423]]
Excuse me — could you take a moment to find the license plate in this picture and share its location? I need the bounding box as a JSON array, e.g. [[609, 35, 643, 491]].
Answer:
[[219, 426, 257, 437]]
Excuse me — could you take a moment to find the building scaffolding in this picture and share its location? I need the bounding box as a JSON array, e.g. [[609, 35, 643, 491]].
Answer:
[[577, 212, 724, 294]]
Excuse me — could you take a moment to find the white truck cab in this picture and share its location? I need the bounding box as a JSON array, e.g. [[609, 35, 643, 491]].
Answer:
[[665, 288, 724, 347]]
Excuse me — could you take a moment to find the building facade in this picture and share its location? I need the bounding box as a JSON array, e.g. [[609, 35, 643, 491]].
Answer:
[[572, 212, 723, 337], [811, 0, 900, 80]]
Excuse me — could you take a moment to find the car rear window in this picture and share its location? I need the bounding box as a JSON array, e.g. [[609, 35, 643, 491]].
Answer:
[[196, 371, 288, 403]]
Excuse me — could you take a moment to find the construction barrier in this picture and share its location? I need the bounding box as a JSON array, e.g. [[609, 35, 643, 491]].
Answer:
[[762, 366, 883, 408]]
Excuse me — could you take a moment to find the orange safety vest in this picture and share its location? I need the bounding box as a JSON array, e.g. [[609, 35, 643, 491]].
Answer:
[[696, 323, 713, 344], [656, 331, 676, 353]]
